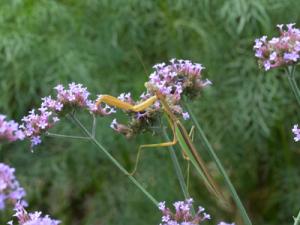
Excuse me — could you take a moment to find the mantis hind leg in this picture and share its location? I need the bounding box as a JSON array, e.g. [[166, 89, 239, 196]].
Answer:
[[128, 134, 177, 176], [128, 119, 178, 176]]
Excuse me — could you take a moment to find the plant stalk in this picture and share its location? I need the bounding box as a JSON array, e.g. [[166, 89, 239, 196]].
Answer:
[[287, 66, 300, 105], [70, 114, 158, 206], [183, 100, 252, 225], [163, 128, 191, 201]]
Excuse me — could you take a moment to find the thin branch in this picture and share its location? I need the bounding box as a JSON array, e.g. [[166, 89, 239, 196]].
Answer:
[[46, 132, 90, 140]]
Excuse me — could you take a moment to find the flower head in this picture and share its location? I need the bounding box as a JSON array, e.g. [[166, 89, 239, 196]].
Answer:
[[146, 59, 209, 101], [158, 198, 211, 225], [55, 83, 90, 108], [254, 23, 300, 70], [0, 115, 24, 143], [9, 202, 60, 225], [110, 59, 210, 137], [21, 83, 115, 147], [0, 163, 26, 210]]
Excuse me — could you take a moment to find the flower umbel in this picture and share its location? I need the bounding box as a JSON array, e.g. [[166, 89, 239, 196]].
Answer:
[[0, 115, 24, 143], [8, 202, 60, 225], [158, 199, 235, 225], [254, 23, 300, 71], [0, 163, 26, 210], [110, 59, 211, 137], [20, 83, 115, 147], [158, 199, 211, 225]]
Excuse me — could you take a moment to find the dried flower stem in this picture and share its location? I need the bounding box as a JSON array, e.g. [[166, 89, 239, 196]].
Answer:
[[183, 100, 252, 225], [69, 113, 158, 206]]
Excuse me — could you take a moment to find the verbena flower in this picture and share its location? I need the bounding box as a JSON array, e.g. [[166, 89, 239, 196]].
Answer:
[[292, 124, 300, 142], [21, 83, 115, 147], [146, 59, 210, 101], [8, 202, 60, 225], [0, 115, 24, 143], [158, 199, 211, 225], [110, 59, 211, 137], [20, 109, 59, 147], [157, 199, 234, 225], [254, 23, 300, 71], [145, 59, 210, 119], [0, 163, 26, 210]]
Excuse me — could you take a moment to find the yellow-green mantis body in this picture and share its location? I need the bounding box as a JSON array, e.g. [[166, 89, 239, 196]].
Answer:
[[96, 92, 227, 204]]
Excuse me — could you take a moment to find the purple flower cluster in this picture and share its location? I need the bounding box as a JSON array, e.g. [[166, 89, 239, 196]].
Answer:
[[110, 59, 210, 137], [254, 23, 300, 71], [158, 199, 212, 225], [8, 203, 60, 225], [158, 199, 234, 225], [0, 163, 26, 210], [0, 115, 24, 143], [146, 59, 210, 98], [292, 124, 300, 142], [146, 59, 211, 118], [20, 83, 115, 147]]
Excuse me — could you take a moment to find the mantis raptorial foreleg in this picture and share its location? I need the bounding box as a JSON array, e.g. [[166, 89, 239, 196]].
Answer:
[[96, 95, 157, 112]]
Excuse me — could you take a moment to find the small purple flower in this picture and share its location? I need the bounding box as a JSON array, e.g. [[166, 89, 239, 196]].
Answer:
[[283, 52, 299, 62], [292, 124, 300, 142], [31, 136, 42, 147], [263, 61, 271, 71], [118, 92, 133, 103], [269, 52, 277, 61], [182, 112, 190, 120]]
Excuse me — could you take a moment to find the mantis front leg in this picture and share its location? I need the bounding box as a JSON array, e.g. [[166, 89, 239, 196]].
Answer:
[[96, 95, 158, 112]]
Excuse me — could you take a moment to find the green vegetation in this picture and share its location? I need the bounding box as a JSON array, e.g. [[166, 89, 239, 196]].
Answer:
[[0, 0, 300, 224]]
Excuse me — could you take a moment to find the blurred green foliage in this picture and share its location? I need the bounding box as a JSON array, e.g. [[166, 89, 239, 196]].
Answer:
[[0, 0, 300, 224]]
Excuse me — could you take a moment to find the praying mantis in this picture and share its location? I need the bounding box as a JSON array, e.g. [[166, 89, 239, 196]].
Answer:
[[96, 92, 228, 206]]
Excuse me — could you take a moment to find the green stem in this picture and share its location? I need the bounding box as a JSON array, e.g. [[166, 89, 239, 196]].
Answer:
[[70, 114, 158, 206], [163, 128, 191, 200], [46, 132, 91, 140], [184, 101, 252, 225], [294, 209, 300, 225], [92, 114, 97, 138], [287, 66, 300, 105]]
